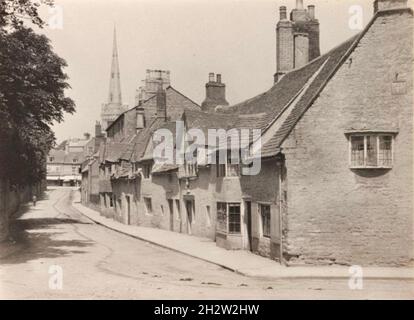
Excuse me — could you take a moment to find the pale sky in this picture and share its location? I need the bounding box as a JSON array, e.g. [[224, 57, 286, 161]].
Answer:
[[36, 0, 381, 143]]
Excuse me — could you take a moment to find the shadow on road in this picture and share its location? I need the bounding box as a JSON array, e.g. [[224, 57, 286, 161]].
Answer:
[[0, 195, 95, 264]]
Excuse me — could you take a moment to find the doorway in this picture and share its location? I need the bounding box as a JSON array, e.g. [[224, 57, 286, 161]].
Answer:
[[126, 195, 131, 225], [168, 199, 174, 231], [185, 200, 193, 235], [245, 201, 253, 251]]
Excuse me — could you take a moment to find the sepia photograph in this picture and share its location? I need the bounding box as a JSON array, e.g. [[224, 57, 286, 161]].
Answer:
[[0, 0, 413, 304]]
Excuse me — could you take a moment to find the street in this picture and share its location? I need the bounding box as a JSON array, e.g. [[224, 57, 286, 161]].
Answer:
[[0, 188, 413, 299]]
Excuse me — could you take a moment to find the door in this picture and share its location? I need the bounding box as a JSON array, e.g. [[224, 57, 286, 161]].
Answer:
[[168, 199, 174, 231], [245, 201, 253, 251], [126, 196, 131, 225], [185, 200, 193, 235]]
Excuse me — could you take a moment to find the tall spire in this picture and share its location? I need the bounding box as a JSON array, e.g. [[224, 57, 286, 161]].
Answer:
[[108, 26, 122, 104]]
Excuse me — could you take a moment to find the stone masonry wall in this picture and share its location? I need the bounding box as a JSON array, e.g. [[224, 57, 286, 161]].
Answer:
[[281, 10, 413, 266]]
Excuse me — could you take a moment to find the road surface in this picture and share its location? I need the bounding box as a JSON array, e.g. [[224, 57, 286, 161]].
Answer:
[[0, 188, 413, 299]]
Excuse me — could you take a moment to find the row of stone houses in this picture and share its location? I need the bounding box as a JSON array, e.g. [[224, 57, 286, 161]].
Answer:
[[81, 0, 413, 266]]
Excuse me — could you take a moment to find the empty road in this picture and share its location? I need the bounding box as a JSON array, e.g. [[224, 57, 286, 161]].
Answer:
[[1, 188, 413, 299]]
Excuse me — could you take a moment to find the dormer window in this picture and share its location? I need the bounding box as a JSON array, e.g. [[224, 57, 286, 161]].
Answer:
[[136, 113, 145, 130], [349, 133, 394, 169]]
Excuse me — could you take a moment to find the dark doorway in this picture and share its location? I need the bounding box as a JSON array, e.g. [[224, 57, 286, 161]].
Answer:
[[168, 199, 174, 231], [245, 201, 253, 251], [185, 200, 193, 235]]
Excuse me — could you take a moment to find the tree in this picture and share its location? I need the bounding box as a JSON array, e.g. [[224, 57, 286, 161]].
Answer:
[[0, 26, 75, 185], [0, 0, 54, 29]]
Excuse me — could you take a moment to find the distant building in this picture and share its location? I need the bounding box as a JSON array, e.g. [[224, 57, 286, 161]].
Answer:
[[135, 69, 171, 106], [101, 27, 128, 131], [46, 135, 90, 186]]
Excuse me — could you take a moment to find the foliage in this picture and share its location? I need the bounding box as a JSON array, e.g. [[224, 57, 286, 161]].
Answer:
[[0, 26, 75, 185], [0, 0, 54, 29]]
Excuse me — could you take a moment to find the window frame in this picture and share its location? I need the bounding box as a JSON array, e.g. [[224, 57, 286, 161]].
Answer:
[[259, 204, 271, 239], [228, 203, 241, 234], [349, 133, 394, 169], [216, 202, 241, 235]]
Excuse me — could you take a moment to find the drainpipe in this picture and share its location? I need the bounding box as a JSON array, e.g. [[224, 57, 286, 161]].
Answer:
[[277, 157, 284, 265]]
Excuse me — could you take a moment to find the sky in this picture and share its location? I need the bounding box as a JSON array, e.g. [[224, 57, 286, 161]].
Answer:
[[35, 0, 382, 144]]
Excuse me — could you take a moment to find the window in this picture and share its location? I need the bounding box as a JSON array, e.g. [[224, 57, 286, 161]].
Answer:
[[175, 199, 181, 221], [216, 151, 240, 177], [144, 197, 153, 214], [216, 202, 227, 233], [73, 158, 78, 163], [228, 203, 241, 234], [227, 152, 240, 177], [72, 166, 77, 174], [350, 134, 393, 168], [136, 113, 144, 129], [260, 204, 271, 238], [143, 163, 152, 179]]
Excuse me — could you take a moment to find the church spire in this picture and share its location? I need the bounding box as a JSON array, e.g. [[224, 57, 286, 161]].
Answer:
[[108, 26, 122, 104]]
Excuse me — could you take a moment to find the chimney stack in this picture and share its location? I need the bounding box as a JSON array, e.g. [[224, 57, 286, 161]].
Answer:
[[95, 121, 102, 137], [216, 74, 222, 83], [274, 1, 320, 83], [156, 81, 167, 120], [279, 6, 287, 20], [308, 5, 315, 19], [374, 0, 407, 13], [201, 73, 229, 113], [294, 33, 309, 69]]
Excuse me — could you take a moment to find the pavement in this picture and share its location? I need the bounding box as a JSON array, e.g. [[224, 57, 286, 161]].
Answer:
[[72, 192, 414, 280]]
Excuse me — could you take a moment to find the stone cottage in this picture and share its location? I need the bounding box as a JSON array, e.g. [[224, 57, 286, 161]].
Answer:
[[84, 0, 413, 267]]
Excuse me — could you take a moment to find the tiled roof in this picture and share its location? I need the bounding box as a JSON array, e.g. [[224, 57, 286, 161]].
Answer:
[[48, 149, 84, 164], [131, 118, 166, 162], [106, 86, 200, 132], [152, 163, 179, 174], [184, 109, 266, 134], [183, 109, 267, 150], [258, 35, 359, 157], [103, 142, 129, 163]]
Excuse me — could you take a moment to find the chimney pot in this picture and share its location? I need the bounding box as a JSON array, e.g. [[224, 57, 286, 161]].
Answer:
[[201, 73, 229, 112], [308, 5, 315, 19], [296, 0, 304, 10], [279, 6, 287, 20]]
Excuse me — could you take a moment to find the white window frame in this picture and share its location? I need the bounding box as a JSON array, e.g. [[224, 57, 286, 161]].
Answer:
[[349, 133, 394, 169]]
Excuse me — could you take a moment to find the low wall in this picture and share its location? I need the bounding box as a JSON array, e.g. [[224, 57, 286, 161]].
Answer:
[[0, 179, 44, 242]]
